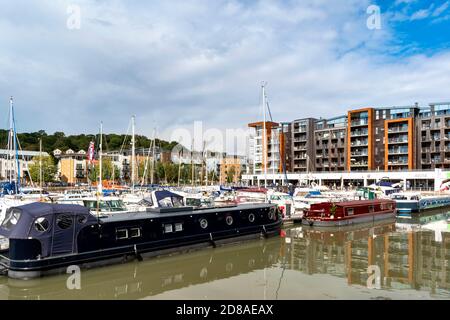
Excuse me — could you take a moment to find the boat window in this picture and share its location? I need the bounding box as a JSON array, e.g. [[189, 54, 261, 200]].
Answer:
[[116, 229, 128, 240], [138, 198, 153, 207], [175, 223, 183, 232], [77, 215, 88, 224], [268, 208, 276, 220], [1, 209, 21, 230], [347, 208, 354, 216], [249, 213, 255, 223], [129, 227, 141, 238], [34, 217, 50, 232], [56, 215, 73, 230], [109, 200, 127, 212], [225, 215, 234, 226], [186, 198, 201, 207], [164, 224, 173, 233], [369, 205, 375, 213]]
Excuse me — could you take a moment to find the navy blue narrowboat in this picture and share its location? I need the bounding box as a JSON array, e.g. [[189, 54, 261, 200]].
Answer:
[[0, 202, 281, 279]]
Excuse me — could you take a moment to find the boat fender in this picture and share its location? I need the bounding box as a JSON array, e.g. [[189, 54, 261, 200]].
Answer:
[[134, 245, 143, 262], [262, 225, 268, 238], [209, 233, 216, 248]]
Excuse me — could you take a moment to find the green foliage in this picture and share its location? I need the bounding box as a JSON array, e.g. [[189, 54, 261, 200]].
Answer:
[[28, 156, 58, 183], [226, 166, 236, 184], [0, 129, 179, 154], [87, 158, 120, 181]]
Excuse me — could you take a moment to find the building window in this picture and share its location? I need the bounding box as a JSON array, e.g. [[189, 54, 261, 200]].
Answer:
[[375, 127, 379, 135], [383, 110, 386, 119], [376, 111, 379, 120]]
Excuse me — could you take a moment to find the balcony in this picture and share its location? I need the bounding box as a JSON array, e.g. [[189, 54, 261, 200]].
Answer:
[[351, 162, 369, 167], [350, 118, 369, 127], [293, 137, 308, 143], [350, 129, 368, 137], [388, 157, 408, 165], [388, 137, 408, 144], [350, 139, 368, 147], [351, 151, 368, 156], [388, 147, 409, 155], [388, 125, 408, 133]]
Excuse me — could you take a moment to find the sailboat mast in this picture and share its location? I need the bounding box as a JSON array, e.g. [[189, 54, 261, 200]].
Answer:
[[99, 122, 103, 193], [131, 115, 136, 192], [151, 128, 156, 185], [8, 97, 14, 184], [262, 83, 267, 188], [39, 138, 43, 192]]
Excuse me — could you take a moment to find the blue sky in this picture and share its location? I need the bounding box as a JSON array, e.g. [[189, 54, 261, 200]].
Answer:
[[0, 0, 450, 153]]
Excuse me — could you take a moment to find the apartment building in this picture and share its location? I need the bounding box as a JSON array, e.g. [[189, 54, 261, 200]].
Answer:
[[247, 101, 450, 176], [417, 102, 450, 169], [219, 156, 242, 184], [314, 116, 347, 172], [291, 118, 315, 173], [54, 149, 88, 184], [248, 121, 286, 176], [385, 106, 419, 171], [0, 149, 49, 182]]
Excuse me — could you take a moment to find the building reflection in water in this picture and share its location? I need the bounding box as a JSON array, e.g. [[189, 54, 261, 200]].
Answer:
[[282, 211, 450, 298]]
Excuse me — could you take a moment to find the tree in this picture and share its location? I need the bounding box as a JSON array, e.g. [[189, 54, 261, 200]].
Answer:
[[28, 156, 57, 183], [226, 166, 236, 184], [88, 158, 120, 181]]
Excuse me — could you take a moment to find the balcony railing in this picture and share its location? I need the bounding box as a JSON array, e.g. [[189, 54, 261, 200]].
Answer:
[[388, 126, 408, 133], [351, 151, 368, 156], [388, 147, 409, 154], [350, 118, 369, 126], [351, 162, 369, 167], [388, 137, 408, 144], [350, 130, 368, 137], [388, 161, 408, 165], [351, 141, 369, 147]]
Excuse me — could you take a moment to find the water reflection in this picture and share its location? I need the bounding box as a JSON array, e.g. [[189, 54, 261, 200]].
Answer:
[[0, 210, 449, 299]]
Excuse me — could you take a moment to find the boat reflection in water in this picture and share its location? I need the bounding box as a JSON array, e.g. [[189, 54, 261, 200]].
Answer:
[[1, 210, 450, 299], [0, 239, 280, 300]]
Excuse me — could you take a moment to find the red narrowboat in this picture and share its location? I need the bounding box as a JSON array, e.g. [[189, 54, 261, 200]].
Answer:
[[302, 199, 396, 227]]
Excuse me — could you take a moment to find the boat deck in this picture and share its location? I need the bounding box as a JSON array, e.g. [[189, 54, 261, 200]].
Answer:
[[99, 203, 274, 222]]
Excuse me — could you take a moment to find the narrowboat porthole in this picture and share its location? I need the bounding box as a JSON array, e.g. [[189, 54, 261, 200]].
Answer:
[[34, 217, 49, 232], [200, 218, 208, 229], [268, 209, 275, 220], [248, 213, 255, 223], [56, 215, 73, 229], [226, 215, 233, 225], [175, 223, 183, 232]]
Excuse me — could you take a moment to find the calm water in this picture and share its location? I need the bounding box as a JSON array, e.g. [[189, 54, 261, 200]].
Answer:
[[0, 210, 450, 300]]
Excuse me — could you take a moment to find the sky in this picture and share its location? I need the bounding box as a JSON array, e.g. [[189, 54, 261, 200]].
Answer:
[[1, 0, 450, 154]]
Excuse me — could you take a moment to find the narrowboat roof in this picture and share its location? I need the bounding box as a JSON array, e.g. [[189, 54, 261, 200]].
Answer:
[[99, 203, 275, 222], [332, 199, 394, 207], [13, 202, 91, 217]]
